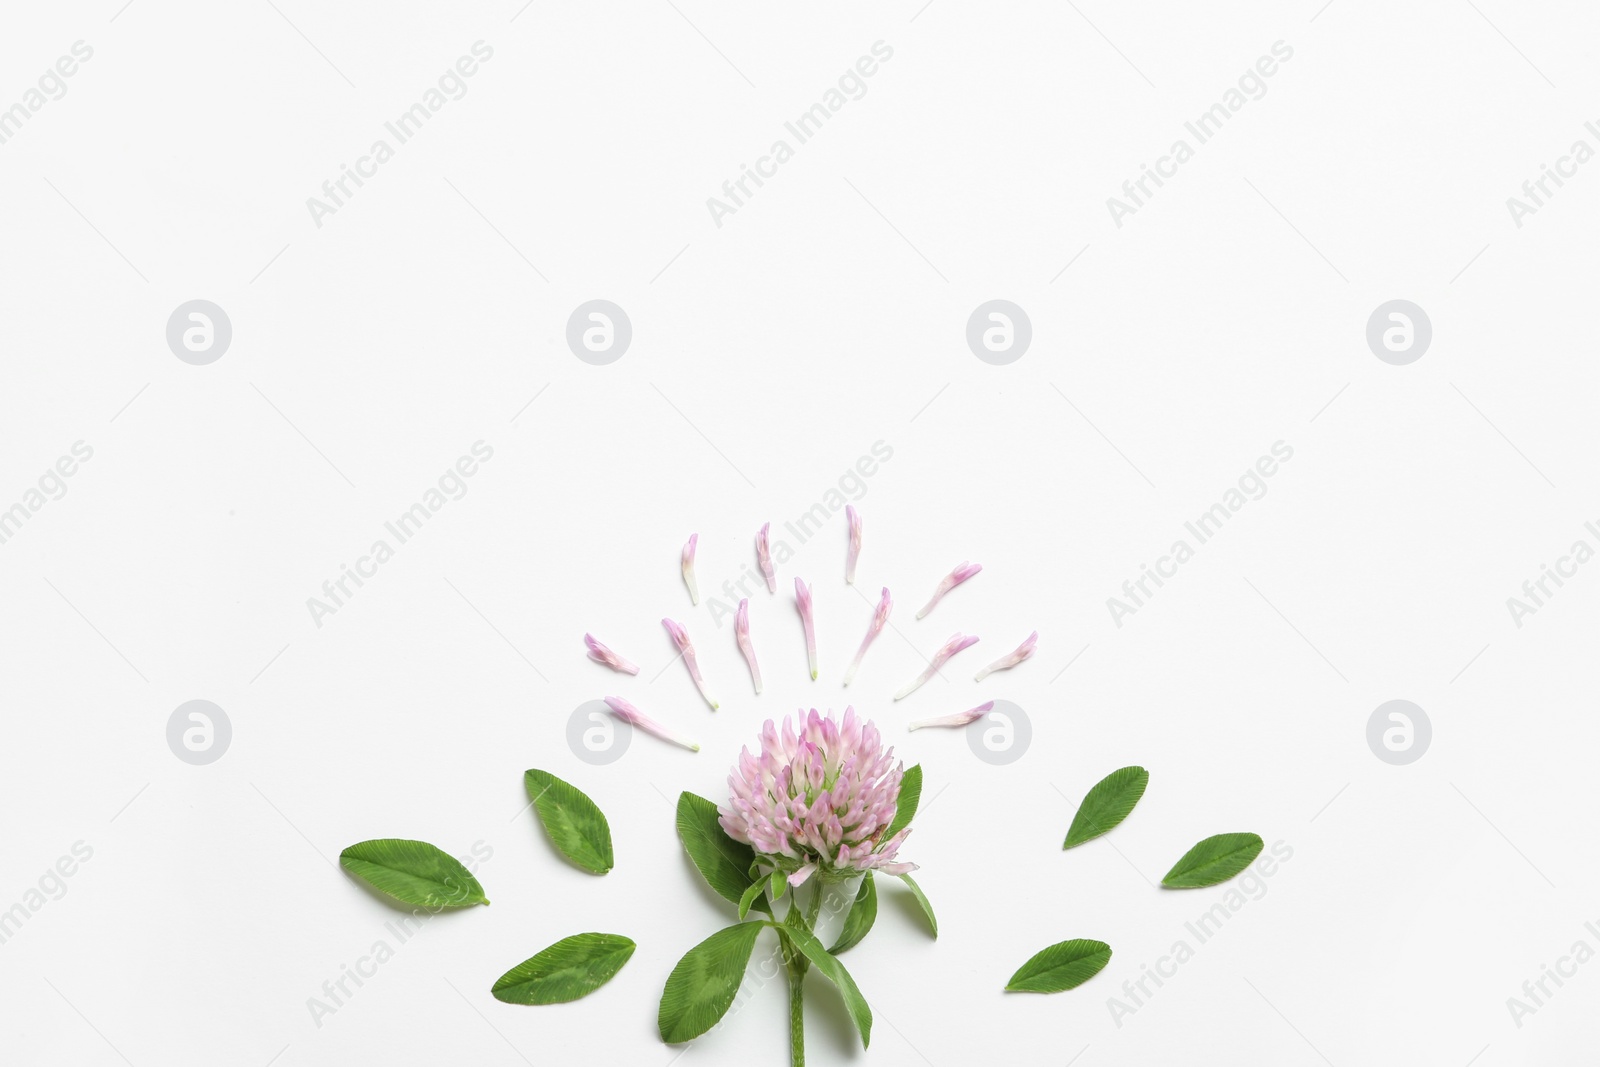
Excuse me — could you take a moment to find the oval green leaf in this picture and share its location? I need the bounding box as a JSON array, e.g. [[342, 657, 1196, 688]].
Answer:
[[774, 923, 872, 1048], [829, 873, 877, 954], [737, 879, 765, 921], [675, 791, 767, 912], [1063, 766, 1149, 849], [339, 839, 488, 908], [1005, 939, 1112, 993], [884, 764, 921, 841], [524, 769, 614, 874], [897, 872, 937, 938], [1161, 832, 1263, 888], [491, 933, 636, 1005], [658, 922, 765, 1043]]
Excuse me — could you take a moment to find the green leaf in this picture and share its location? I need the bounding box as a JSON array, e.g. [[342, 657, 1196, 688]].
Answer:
[[884, 764, 921, 841], [829, 873, 877, 955], [1063, 766, 1150, 849], [1161, 832, 1264, 888], [774, 923, 872, 1048], [658, 922, 764, 1043], [339, 839, 488, 908], [1005, 939, 1112, 993], [490, 933, 635, 1005], [675, 792, 766, 912], [768, 869, 787, 904], [737, 879, 765, 921], [897, 873, 937, 938], [523, 769, 614, 874]]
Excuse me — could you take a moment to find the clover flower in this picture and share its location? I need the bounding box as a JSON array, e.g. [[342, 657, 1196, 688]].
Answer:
[[735, 598, 762, 695], [662, 617, 718, 711], [974, 630, 1037, 681], [915, 561, 982, 619], [719, 707, 915, 887], [755, 523, 777, 594], [842, 587, 892, 687], [681, 534, 699, 606], [603, 696, 699, 752], [583, 633, 639, 675], [908, 701, 993, 731], [893, 632, 980, 701], [845, 505, 862, 584], [794, 578, 818, 681]]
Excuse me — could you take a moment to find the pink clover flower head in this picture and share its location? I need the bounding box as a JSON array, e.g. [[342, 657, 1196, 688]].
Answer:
[[719, 707, 915, 886]]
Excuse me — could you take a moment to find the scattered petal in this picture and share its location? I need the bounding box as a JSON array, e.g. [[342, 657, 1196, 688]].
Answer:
[[583, 633, 640, 675], [662, 618, 718, 711], [735, 599, 762, 695], [845, 505, 863, 585], [974, 630, 1038, 682], [755, 523, 777, 594], [908, 701, 993, 731], [893, 633, 980, 701], [915, 561, 982, 620], [604, 696, 700, 752], [681, 534, 699, 606], [794, 578, 818, 681], [843, 587, 892, 687]]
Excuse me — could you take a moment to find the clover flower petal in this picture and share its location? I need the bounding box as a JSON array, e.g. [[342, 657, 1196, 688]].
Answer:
[[908, 700, 994, 731], [842, 586, 892, 687], [974, 630, 1037, 681], [604, 695, 700, 752], [755, 523, 777, 594], [583, 633, 639, 675], [915, 561, 982, 620], [893, 632, 980, 701], [735, 598, 762, 695], [662, 617, 718, 711], [794, 578, 818, 681]]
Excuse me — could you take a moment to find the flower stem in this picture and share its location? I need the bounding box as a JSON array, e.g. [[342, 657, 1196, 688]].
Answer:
[[787, 959, 805, 1067], [785, 883, 824, 1067]]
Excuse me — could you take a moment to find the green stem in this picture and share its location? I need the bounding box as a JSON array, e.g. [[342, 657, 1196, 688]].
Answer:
[[787, 958, 805, 1067], [784, 882, 823, 1067]]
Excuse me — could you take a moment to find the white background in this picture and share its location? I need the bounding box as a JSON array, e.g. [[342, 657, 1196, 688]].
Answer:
[[2, 1, 1597, 1064]]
